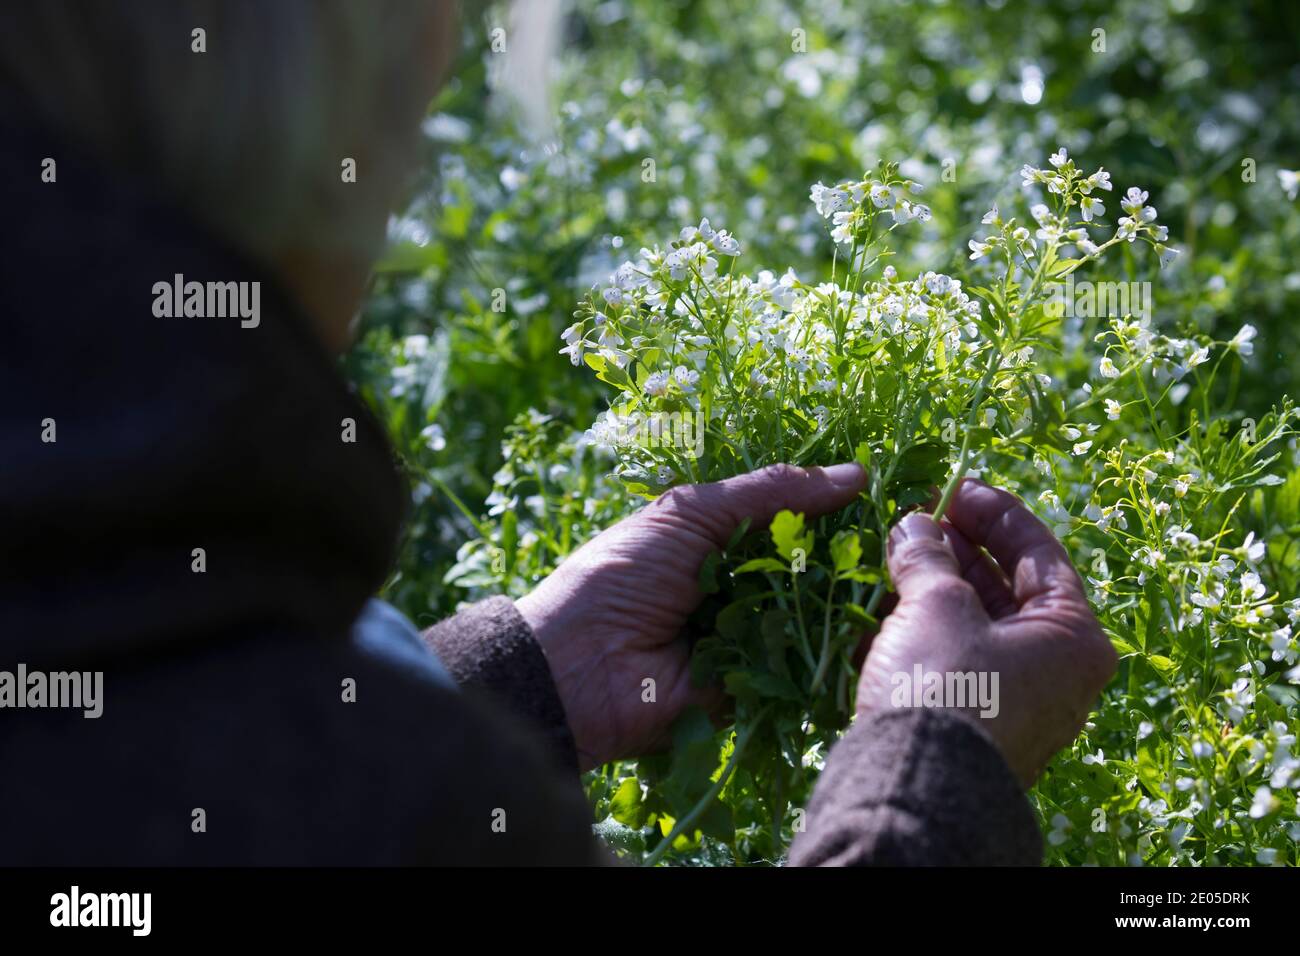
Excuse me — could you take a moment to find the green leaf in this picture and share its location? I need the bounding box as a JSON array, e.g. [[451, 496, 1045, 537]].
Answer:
[[610, 778, 649, 829], [734, 557, 787, 574], [829, 529, 863, 573], [1148, 654, 1178, 678], [891, 441, 949, 485], [770, 510, 814, 562], [725, 516, 754, 552], [1110, 635, 1140, 658], [698, 550, 721, 594], [661, 709, 723, 816], [842, 602, 878, 628], [724, 670, 802, 701]]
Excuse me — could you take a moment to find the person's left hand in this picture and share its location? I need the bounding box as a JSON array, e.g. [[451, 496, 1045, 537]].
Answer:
[[516, 462, 867, 770]]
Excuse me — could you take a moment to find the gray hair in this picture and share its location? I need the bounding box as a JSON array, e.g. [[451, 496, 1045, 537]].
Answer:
[[0, 1, 455, 263]]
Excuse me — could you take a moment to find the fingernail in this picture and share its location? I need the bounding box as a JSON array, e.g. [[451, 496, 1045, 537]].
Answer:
[[887, 513, 934, 556], [822, 462, 865, 489]]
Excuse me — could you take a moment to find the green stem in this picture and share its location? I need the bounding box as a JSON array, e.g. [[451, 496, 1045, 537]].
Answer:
[[933, 347, 1001, 521], [642, 709, 770, 867], [809, 572, 838, 694]]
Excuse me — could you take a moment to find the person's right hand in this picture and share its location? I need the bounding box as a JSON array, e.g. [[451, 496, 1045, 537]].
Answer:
[[856, 478, 1117, 789]]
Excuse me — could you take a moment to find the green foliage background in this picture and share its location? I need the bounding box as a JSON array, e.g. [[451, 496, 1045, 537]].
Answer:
[[345, 0, 1300, 864]]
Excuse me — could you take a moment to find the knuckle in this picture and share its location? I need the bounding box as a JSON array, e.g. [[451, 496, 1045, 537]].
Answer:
[[916, 575, 979, 612], [645, 482, 726, 545], [651, 482, 702, 521], [759, 462, 804, 486], [893, 538, 955, 574]]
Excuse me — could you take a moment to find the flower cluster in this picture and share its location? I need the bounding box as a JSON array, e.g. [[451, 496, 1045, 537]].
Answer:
[[968, 148, 1179, 270]]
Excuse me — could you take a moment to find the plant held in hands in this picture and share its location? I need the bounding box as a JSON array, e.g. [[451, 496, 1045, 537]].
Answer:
[[547, 151, 1177, 862]]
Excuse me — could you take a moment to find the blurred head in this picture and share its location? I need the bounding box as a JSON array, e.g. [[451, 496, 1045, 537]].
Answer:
[[0, 0, 461, 350]]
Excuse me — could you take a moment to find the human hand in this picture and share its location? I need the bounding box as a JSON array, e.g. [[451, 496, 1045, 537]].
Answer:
[[856, 478, 1117, 788], [516, 462, 867, 771]]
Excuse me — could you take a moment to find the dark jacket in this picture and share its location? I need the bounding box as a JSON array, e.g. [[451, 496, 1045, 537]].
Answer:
[[0, 111, 1040, 866]]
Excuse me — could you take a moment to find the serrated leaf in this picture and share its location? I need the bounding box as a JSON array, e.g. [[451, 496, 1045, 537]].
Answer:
[[770, 510, 814, 562]]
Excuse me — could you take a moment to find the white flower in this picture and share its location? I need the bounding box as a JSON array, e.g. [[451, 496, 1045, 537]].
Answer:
[[1278, 169, 1300, 202], [1229, 324, 1257, 357], [1157, 245, 1180, 269], [1082, 750, 1105, 766], [968, 238, 990, 260], [1241, 532, 1266, 564], [1224, 677, 1255, 723], [810, 182, 850, 217], [559, 337, 585, 366], [830, 211, 854, 245], [1072, 441, 1093, 456], [1099, 356, 1120, 379], [981, 204, 999, 225], [1080, 196, 1104, 222], [1105, 399, 1122, 420], [1120, 187, 1150, 216], [1049, 147, 1068, 168], [869, 183, 893, 209], [1249, 786, 1278, 819], [420, 423, 446, 452], [644, 371, 670, 397], [672, 364, 700, 393], [713, 230, 741, 256], [1087, 168, 1113, 192], [656, 465, 676, 485], [925, 273, 952, 296], [1186, 345, 1210, 369]]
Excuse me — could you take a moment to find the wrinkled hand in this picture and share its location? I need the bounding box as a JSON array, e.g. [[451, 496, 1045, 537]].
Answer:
[[517, 462, 867, 771], [857, 479, 1117, 788]]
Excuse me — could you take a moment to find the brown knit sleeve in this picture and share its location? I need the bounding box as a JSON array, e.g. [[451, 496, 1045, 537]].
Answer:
[[788, 708, 1043, 866], [422, 596, 579, 776]]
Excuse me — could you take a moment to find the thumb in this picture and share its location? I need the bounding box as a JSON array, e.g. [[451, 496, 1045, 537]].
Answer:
[[886, 512, 965, 599], [656, 462, 866, 548]]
